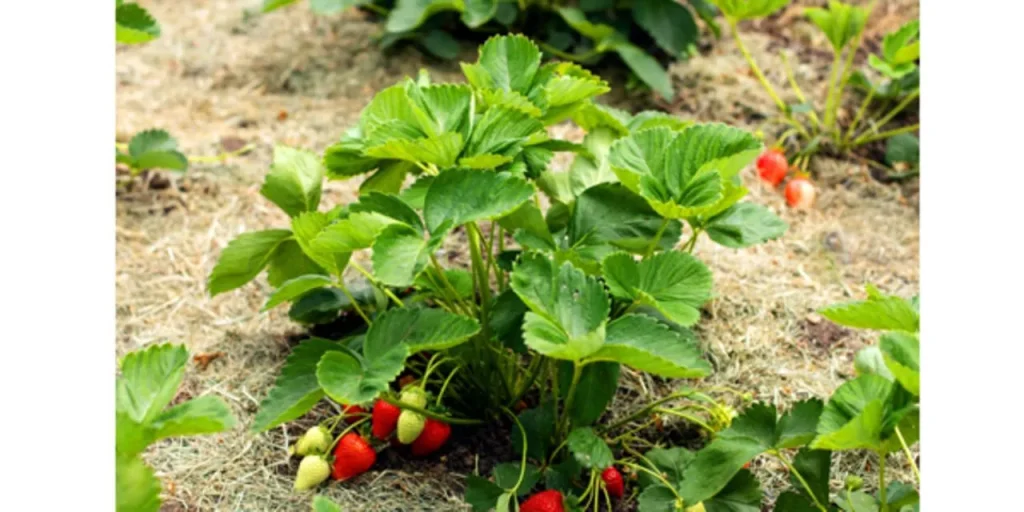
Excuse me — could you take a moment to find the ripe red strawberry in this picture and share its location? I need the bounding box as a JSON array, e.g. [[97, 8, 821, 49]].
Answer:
[[371, 399, 401, 440], [342, 404, 367, 423], [785, 177, 816, 209], [601, 466, 624, 499], [756, 148, 788, 186], [520, 489, 564, 512], [411, 418, 451, 456], [331, 432, 376, 481]]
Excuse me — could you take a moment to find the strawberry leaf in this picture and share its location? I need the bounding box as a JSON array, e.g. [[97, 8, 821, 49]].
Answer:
[[317, 344, 408, 404], [559, 361, 620, 426], [702, 470, 763, 512], [372, 224, 447, 287], [261, 146, 324, 217], [116, 455, 162, 512], [586, 314, 710, 378], [805, 1, 869, 53], [465, 475, 506, 512], [462, 0, 498, 28], [150, 395, 236, 440], [424, 169, 535, 234], [567, 427, 614, 469], [704, 202, 788, 249], [365, 308, 480, 359], [493, 463, 542, 495], [633, 0, 699, 57], [126, 129, 187, 172], [267, 240, 326, 287], [462, 106, 544, 158], [819, 286, 919, 332], [364, 132, 464, 168], [386, 0, 463, 33], [251, 338, 348, 432], [709, 0, 790, 21], [880, 332, 920, 396], [116, 344, 189, 424], [292, 212, 351, 275], [263, 275, 334, 311], [602, 251, 713, 327], [474, 34, 542, 94], [116, 2, 161, 44]]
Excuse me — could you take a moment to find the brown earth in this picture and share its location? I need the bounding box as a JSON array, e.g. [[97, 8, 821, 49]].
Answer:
[[116, 1, 919, 510]]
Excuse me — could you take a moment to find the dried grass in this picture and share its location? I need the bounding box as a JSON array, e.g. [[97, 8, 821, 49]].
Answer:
[[117, 1, 919, 510]]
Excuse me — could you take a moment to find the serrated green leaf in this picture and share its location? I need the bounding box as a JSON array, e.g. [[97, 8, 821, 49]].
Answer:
[[322, 141, 380, 180], [360, 84, 428, 142], [116, 455, 162, 512], [476, 34, 542, 94], [317, 344, 408, 404], [116, 344, 189, 424], [267, 240, 326, 287], [567, 427, 614, 469], [705, 202, 788, 248], [263, 275, 333, 311], [679, 436, 764, 506], [885, 133, 919, 166], [499, 201, 556, 251], [819, 287, 919, 332], [365, 308, 480, 359], [261, 146, 324, 217], [570, 183, 682, 258], [634, 0, 699, 57], [418, 29, 461, 60], [523, 313, 607, 360], [805, 1, 868, 53], [587, 314, 710, 378], [372, 224, 444, 287], [490, 289, 529, 353], [557, 8, 616, 41], [479, 89, 543, 117], [602, 251, 713, 327], [544, 75, 610, 108], [558, 361, 620, 426], [133, 150, 189, 172], [459, 154, 514, 169], [776, 399, 824, 449], [351, 192, 424, 232], [128, 129, 177, 158], [703, 469, 762, 512], [463, 106, 544, 158], [386, 0, 464, 32], [360, 161, 414, 195], [788, 449, 830, 507], [855, 345, 894, 380], [310, 213, 395, 260], [365, 132, 464, 168], [710, 0, 790, 21], [640, 447, 694, 488], [150, 395, 236, 440], [493, 462, 542, 495], [465, 474, 507, 512], [251, 338, 347, 431], [116, 412, 154, 457], [208, 229, 294, 296], [288, 288, 346, 325], [116, 2, 161, 44], [835, 491, 880, 512], [880, 332, 920, 396], [612, 40, 674, 100], [462, 0, 497, 27], [513, 401, 556, 460], [628, 111, 694, 132], [811, 374, 897, 451], [293, 212, 351, 274], [424, 169, 535, 233]]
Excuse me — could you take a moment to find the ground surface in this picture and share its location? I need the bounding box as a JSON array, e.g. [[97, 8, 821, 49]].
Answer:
[[116, 1, 919, 510]]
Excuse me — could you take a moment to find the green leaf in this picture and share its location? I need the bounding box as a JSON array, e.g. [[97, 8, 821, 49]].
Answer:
[[559, 361, 620, 426], [880, 332, 920, 396], [835, 491, 880, 512], [513, 401, 556, 460], [263, 0, 300, 12], [570, 183, 683, 258], [288, 288, 346, 325], [323, 140, 380, 180], [544, 457, 584, 492], [116, 413, 154, 457], [350, 192, 424, 233], [386, 0, 464, 32], [642, 447, 694, 487], [703, 469, 762, 512], [479, 88, 543, 117], [679, 436, 764, 506], [710, 0, 790, 21], [880, 482, 919, 509], [855, 345, 894, 380], [312, 495, 344, 512], [602, 251, 713, 327], [463, 106, 544, 158], [490, 289, 529, 353], [511, 253, 610, 360], [407, 83, 474, 139], [819, 286, 919, 332], [885, 134, 919, 166], [573, 103, 631, 136], [311, 212, 397, 260], [465, 474, 507, 512], [612, 40, 674, 100], [633, 0, 700, 57], [151, 395, 236, 440], [499, 201, 556, 251], [361, 161, 414, 195], [116, 343, 189, 424], [371, 224, 444, 287], [688, 0, 722, 37], [705, 202, 788, 248], [263, 275, 333, 311], [543, 75, 610, 108], [365, 308, 480, 359], [293, 212, 351, 274], [567, 427, 614, 469], [424, 169, 535, 234], [775, 492, 821, 512], [416, 267, 474, 299], [116, 2, 161, 44], [418, 29, 461, 60], [638, 485, 680, 512], [126, 129, 187, 171], [588, 314, 710, 378], [881, 21, 919, 64], [267, 240, 326, 287], [629, 111, 694, 132], [494, 462, 542, 496], [365, 132, 464, 168], [261, 146, 324, 217], [805, 1, 869, 53], [462, 0, 498, 28], [811, 374, 895, 451], [776, 399, 825, 449], [310, 0, 362, 14], [556, 8, 617, 42], [251, 338, 347, 431], [116, 455, 162, 512], [787, 449, 830, 507], [317, 344, 408, 404], [475, 34, 543, 94]]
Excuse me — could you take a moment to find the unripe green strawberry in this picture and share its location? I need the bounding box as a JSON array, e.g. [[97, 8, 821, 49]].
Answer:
[[397, 409, 427, 444], [294, 455, 331, 491], [294, 425, 331, 456], [845, 475, 864, 491], [399, 387, 428, 408]]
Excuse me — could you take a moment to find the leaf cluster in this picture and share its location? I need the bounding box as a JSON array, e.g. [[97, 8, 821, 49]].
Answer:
[[116, 129, 189, 176]]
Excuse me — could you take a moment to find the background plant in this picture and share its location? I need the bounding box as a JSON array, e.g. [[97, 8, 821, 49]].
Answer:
[[209, 34, 790, 507], [715, 0, 919, 174], [115, 344, 237, 512], [261, 0, 724, 100], [116, 0, 161, 44]]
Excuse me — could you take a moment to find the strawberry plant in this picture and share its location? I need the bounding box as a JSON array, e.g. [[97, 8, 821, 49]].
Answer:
[[117, 129, 189, 177], [116, 0, 160, 44], [115, 344, 237, 512], [260, 0, 725, 100], [209, 35, 789, 504], [714, 0, 919, 173]]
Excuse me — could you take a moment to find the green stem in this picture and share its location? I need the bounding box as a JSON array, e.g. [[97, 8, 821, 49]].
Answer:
[[645, 218, 671, 258], [336, 282, 372, 325], [844, 86, 877, 146], [436, 367, 462, 407], [894, 426, 921, 484], [654, 408, 714, 434], [728, 18, 787, 112], [537, 42, 601, 63], [379, 394, 485, 425], [822, 50, 843, 130], [467, 223, 492, 335], [429, 255, 474, 315], [502, 407, 531, 495], [496, 226, 507, 290], [683, 228, 702, 253], [621, 461, 681, 500], [851, 89, 919, 144], [325, 417, 371, 454], [780, 51, 822, 129], [852, 123, 920, 146], [349, 261, 405, 307], [774, 451, 829, 512], [878, 451, 889, 512], [598, 390, 699, 433], [559, 362, 585, 436], [577, 470, 598, 504]]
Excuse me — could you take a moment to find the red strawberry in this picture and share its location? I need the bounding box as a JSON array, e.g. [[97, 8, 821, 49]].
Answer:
[[601, 466, 624, 499], [342, 404, 367, 423], [410, 418, 451, 456], [371, 399, 401, 440], [785, 177, 816, 209], [331, 432, 376, 481], [756, 148, 788, 186], [520, 490, 564, 512]]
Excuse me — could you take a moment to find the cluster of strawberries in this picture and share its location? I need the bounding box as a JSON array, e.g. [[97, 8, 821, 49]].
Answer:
[[756, 148, 816, 209], [291, 388, 451, 491]]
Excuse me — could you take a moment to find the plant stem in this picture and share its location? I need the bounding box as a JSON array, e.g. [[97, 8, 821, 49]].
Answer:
[[654, 408, 714, 434], [844, 86, 877, 146], [537, 42, 602, 64], [621, 461, 681, 500], [894, 426, 921, 484], [779, 51, 822, 129], [467, 223, 492, 337], [429, 255, 475, 315], [380, 394, 485, 425], [773, 451, 829, 512], [496, 226, 507, 290], [728, 18, 787, 112], [645, 218, 671, 258], [325, 417, 371, 454], [502, 407, 531, 495], [853, 123, 920, 146], [822, 50, 843, 131], [878, 451, 889, 512], [348, 261, 405, 307], [851, 89, 919, 144], [599, 389, 699, 433], [559, 361, 584, 436], [336, 281, 372, 325]]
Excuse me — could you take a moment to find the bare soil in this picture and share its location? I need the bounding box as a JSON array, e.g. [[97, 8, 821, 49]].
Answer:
[[116, 1, 919, 510]]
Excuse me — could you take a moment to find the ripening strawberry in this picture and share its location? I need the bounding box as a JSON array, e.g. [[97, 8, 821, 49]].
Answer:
[[342, 404, 367, 423], [520, 489, 565, 512], [294, 455, 331, 490], [331, 432, 376, 481], [371, 400, 401, 440], [411, 418, 451, 456], [601, 466, 624, 499], [785, 177, 816, 209], [756, 148, 788, 186], [294, 425, 331, 456]]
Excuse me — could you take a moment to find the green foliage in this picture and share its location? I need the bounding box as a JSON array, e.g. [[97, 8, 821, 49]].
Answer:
[[804, 1, 869, 53], [116, 344, 236, 512], [710, 0, 790, 21], [116, 1, 161, 44], [117, 129, 188, 176]]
